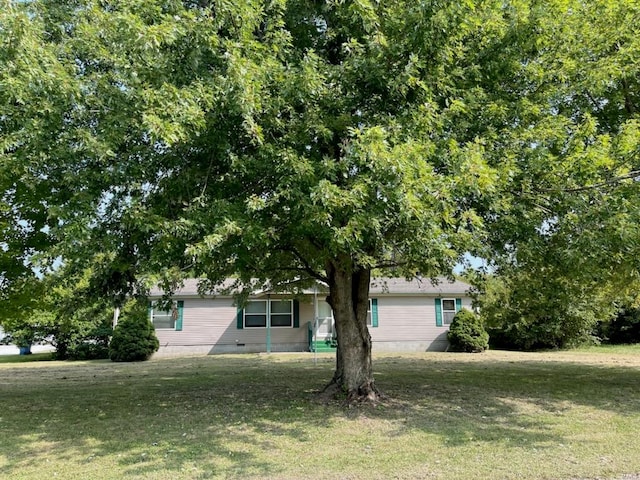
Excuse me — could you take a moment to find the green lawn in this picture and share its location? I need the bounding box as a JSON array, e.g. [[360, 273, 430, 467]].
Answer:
[[1, 348, 640, 479], [0, 352, 54, 364]]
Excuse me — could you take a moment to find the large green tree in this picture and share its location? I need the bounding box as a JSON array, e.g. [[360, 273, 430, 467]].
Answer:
[[2, 0, 639, 400], [473, 0, 640, 347]]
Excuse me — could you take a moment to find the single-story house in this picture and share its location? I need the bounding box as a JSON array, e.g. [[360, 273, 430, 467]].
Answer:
[[148, 277, 473, 356]]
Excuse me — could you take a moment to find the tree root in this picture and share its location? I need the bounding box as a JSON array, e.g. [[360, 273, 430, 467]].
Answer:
[[317, 379, 385, 406]]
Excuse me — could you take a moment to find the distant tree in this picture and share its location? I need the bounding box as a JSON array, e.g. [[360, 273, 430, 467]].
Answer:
[[0, 278, 51, 352], [596, 304, 640, 345], [0, 265, 114, 359], [475, 272, 616, 350], [46, 268, 114, 360]]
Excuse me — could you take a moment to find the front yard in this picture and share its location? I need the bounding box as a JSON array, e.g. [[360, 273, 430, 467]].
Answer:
[[1, 348, 640, 479]]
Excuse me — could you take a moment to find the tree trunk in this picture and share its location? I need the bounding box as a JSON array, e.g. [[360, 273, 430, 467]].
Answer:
[[324, 257, 381, 403]]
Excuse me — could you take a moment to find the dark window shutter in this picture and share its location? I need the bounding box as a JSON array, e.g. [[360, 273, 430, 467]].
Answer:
[[175, 301, 184, 331], [371, 298, 379, 327], [237, 307, 244, 329], [293, 300, 300, 328], [435, 298, 443, 327], [455, 298, 462, 312]]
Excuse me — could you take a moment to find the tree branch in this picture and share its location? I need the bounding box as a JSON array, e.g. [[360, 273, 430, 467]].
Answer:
[[276, 245, 329, 283], [537, 170, 640, 193], [371, 260, 407, 270]]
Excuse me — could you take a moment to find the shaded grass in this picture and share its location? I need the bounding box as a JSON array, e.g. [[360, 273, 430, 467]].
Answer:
[[1, 349, 640, 479]]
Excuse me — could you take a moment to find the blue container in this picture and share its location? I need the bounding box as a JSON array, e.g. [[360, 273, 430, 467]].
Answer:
[[18, 345, 32, 355]]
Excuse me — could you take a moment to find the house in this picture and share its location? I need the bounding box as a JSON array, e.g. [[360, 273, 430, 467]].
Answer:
[[148, 277, 473, 356]]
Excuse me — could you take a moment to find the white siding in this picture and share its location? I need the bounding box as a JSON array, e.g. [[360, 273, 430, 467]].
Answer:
[[370, 296, 473, 352], [298, 301, 317, 335], [154, 298, 309, 355], [153, 295, 473, 355]]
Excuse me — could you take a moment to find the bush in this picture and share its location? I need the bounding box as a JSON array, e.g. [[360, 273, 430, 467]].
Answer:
[[109, 304, 159, 362], [65, 325, 112, 360], [53, 319, 113, 360], [448, 309, 489, 353]]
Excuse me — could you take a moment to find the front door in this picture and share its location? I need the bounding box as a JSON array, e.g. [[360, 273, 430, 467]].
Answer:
[[315, 300, 334, 341]]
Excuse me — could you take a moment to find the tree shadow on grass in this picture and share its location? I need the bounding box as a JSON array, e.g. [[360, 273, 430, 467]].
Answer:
[[366, 355, 640, 446], [0, 356, 331, 479], [1, 354, 639, 478]]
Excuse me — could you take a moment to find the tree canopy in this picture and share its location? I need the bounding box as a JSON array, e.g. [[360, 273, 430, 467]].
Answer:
[[2, 0, 640, 399]]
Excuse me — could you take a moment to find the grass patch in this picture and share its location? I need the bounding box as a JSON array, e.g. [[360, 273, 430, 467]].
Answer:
[[1, 349, 640, 479], [0, 352, 55, 364], [573, 344, 640, 355]]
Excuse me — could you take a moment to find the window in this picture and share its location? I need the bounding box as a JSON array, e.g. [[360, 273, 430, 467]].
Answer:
[[150, 301, 184, 331], [442, 299, 457, 325], [435, 298, 461, 327], [244, 300, 293, 328], [152, 309, 175, 329], [245, 301, 267, 328], [270, 300, 293, 327]]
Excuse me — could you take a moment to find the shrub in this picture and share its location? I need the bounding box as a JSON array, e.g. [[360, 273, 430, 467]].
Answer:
[[53, 316, 113, 361], [448, 309, 489, 353], [64, 323, 112, 360], [109, 303, 159, 362]]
